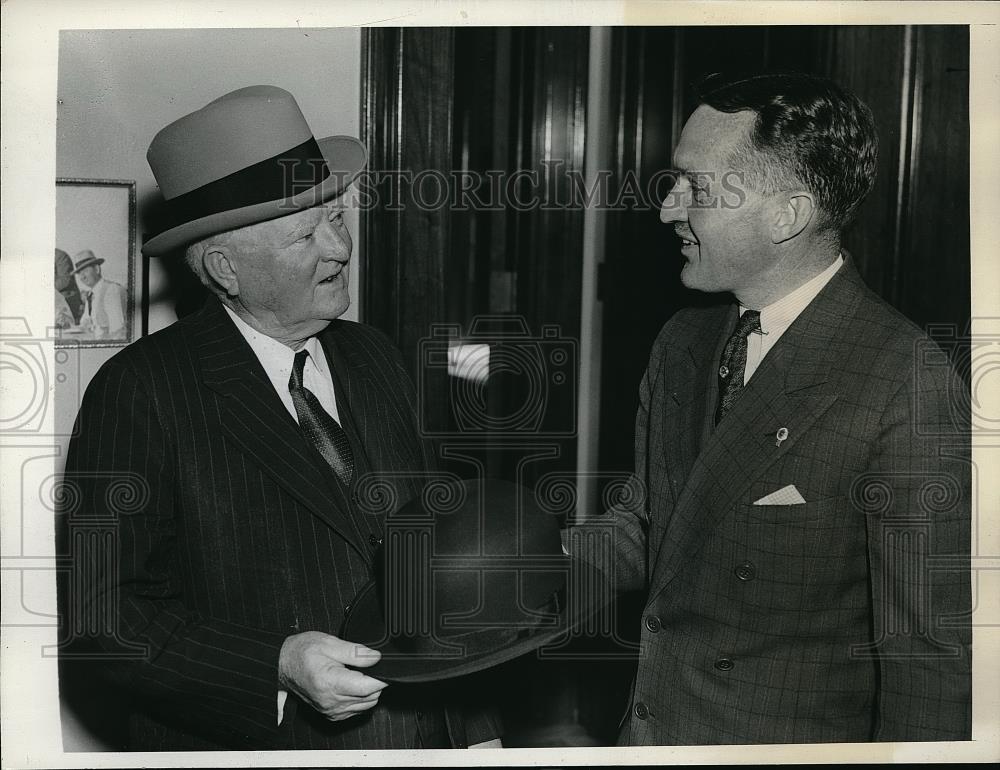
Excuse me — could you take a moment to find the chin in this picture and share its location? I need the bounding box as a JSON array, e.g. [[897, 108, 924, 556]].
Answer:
[[311, 285, 350, 319], [324, 296, 350, 320], [679, 264, 706, 291], [680, 264, 728, 295]]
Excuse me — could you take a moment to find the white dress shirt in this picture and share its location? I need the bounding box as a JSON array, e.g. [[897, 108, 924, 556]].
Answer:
[[223, 306, 341, 423], [223, 305, 342, 724], [741, 255, 844, 384]]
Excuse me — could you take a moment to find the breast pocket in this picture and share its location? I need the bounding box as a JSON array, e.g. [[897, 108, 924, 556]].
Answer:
[[738, 495, 868, 601], [744, 495, 846, 525]]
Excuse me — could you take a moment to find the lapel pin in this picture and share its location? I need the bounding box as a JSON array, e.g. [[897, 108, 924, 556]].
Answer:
[[775, 427, 789, 447]]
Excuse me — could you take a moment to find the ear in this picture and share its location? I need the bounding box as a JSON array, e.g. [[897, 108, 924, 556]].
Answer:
[[203, 244, 241, 297], [771, 192, 815, 244]]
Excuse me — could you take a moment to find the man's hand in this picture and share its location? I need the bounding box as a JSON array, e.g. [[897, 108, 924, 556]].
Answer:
[[278, 631, 387, 721]]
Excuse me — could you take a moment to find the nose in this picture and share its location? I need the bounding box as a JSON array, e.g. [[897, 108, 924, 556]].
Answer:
[[316, 216, 352, 263], [659, 174, 690, 225]]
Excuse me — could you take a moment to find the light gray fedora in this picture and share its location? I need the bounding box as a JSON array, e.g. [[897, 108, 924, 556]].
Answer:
[[142, 85, 366, 257], [71, 250, 105, 273]]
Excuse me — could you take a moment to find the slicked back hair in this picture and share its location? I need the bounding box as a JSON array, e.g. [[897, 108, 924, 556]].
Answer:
[[697, 71, 879, 233]]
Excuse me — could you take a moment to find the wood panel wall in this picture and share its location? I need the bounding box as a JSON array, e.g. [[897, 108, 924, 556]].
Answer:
[[832, 26, 971, 353], [361, 28, 455, 432], [362, 27, 590, 482]]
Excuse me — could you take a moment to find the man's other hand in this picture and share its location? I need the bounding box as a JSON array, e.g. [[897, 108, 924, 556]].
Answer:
[[278, 631, 388, 721]]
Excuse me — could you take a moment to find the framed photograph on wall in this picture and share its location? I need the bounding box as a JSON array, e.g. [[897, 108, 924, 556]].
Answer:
[[55, 178, 137, 347]]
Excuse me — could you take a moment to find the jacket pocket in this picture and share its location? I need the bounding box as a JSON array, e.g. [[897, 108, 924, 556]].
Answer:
[[744, 495, 845, 525]]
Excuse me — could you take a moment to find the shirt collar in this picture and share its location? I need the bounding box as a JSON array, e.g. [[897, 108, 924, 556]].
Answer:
[[742, 254, 844, 334], [222, 305, 329, 389]]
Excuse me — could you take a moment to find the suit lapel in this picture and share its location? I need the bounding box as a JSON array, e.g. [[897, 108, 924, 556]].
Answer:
[[319, 323, 427, 514], [647, 261, 866, 601], [191, 299, 372, 561], [659, 305, 734, 508], [319, 324, 374, 466], [316, 326, 385, 537]]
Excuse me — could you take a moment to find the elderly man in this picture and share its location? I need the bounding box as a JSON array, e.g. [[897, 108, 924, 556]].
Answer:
[[60, 86, 499, 750], [575, 72, 971, 744], [72, 250, 127, 339]]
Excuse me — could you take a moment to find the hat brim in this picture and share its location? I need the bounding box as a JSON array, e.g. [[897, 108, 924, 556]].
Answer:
[[141, 135, 367, 257], [339, 558, 612, 684]]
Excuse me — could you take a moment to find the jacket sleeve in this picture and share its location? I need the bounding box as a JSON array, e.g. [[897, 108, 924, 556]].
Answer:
[[567, 321, 677, 596], [59, 357, 293, 749], [861, 354, 972, 741]]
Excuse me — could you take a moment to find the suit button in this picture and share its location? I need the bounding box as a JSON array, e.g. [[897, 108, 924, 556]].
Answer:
[[644, 615, 661, 633], [633, 702, 649, 720], [369, 534, 383, 548], [734, 561, 756, 581], [714, 657, 735, 671]]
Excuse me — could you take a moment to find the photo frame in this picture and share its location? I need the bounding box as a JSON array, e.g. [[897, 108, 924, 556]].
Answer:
[[54, 178, 137, 347]]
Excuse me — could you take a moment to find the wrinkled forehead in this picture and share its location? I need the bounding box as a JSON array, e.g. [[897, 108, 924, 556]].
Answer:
[[673, 105, 758, 171]]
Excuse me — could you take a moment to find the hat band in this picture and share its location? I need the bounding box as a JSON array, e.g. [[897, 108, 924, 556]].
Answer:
[[166, 137, 332, 227]]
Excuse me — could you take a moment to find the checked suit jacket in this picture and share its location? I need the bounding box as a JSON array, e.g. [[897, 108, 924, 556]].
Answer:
[[581, 259, 971, 745], [58, 297, 497, 750]]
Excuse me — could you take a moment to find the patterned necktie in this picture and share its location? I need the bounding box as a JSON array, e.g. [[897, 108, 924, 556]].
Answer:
[[288, 349, 355, 486], [86, 292, 93, 316], [715, 309, 762, 424]]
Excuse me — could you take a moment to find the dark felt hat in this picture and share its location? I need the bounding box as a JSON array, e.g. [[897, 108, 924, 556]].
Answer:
[[339, 478, 611, 683]]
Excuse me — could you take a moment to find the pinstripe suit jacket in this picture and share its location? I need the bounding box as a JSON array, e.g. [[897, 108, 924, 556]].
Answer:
[[588, 260, 971, 744], [60, 297, 497, 750]]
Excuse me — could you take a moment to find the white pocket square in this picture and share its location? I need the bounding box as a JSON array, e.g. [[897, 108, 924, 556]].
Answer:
[[753, 484, 806, 506]]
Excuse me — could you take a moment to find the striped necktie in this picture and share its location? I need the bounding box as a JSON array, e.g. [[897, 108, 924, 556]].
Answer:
[[288, 349, 355, 486]]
